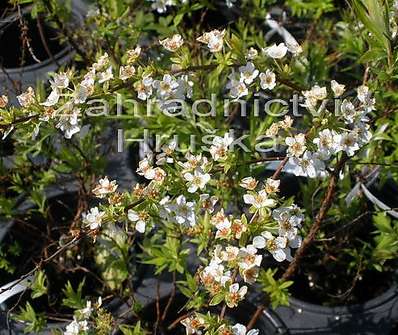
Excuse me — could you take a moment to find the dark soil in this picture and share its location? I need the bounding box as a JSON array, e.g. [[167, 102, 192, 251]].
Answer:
[[0, 193, 104, 315], [275, 175, 398, 306], [0, 10, 66, 68]]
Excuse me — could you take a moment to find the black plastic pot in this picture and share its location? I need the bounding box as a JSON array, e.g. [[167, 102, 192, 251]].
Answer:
[[274, 281, 398, 334], [0, 1, 86, 104]]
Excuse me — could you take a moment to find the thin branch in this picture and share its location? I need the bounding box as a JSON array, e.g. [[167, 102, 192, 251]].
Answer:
[[246, 305, 265, 330], [282, 154, 350, 280], [161, 271, 176, 322]]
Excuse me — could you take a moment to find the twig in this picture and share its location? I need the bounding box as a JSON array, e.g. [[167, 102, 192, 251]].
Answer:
[[271, 157, 289, 180], [161, 271, 176, 322], [0, 231, 91, 296], [246, 305, 265, 330], [167, 312, 192, 330], [282, 154, 350, 280], [154, 280, 161, 334], [37, 15, 60, 67]]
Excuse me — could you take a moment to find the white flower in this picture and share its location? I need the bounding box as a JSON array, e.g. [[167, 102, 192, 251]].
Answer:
[[201, 259, 228, 284], [232, 323, 259, 335], [83, 207, 105, 230], [291, 151, 325, 178], [181, 315, 205, 334], [73, 84, 91, 104], [98, 66, 114, 83], [354, 122, 372, 145], [199, 194, 218, 213], [331, 80, 345, 97], [156, 140, 177, 165], [152, 167, 167, 183], [41, 89, 60, 107], [92, 177, 118, 198], [357, 85, 370, 103], [243, 190, 276, 209], [79, 301, 93, 319], [286, 41, 303, 56], [135, 75, 153, 100], [238, 245, 262, 270], [184, 169, 211, 193], [55, 105, 81, 139], [246, 47, 258, 60], [264, 178, 280, 194], [197, 29, 226, 53], [64, 318, 89, 335], [136, 155, 156, 179], [313, 129, 341, 159], [340, 100, 358, 124], [211, 209, 230, 227], [259, 70, 276, 90], [239, 62, 259, 85], [302, 85, 327, 110], [253, 231, 290, 262], [264, 43, 288, 59], [126, 46, 142, 64], [119, 65, 136, 81], [153, 74, 179, 98], [209, 133, 234, 161], [50, 72, 69, 89], [273, 205, 303, 243], [149, 0, 173, 13], [215, 218, 232, 239], [226, 72, 248, 99], [226, 283, 248, 308], [160, 34, 184, 51], [339, 131, 360, 156], [17, 87, 35, 107], [285, 133, 307, 157], [239, 177, 258, 190], [93, 53, 110, 71], [180, 153, 208, 171], [174, 195, 196, 227], [128, 210, 148, 233]]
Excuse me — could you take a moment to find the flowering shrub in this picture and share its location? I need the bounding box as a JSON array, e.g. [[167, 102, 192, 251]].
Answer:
[[1, 0, 398, 334]]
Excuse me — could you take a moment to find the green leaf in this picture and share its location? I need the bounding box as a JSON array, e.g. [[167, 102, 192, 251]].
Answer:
[[209, 293, 224, 306], [13, 302, 46, 333], [30, 271, 48, 299], [62, 280, 85, 309]]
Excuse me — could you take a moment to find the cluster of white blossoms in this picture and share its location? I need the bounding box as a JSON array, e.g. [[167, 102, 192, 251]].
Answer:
[[182, 314, 259, 335], [84, 132, 304, 334], [20, 48, 137, 139], [227, 62, 277, 99], [197, 29, 226, 53], [160, 33, 184, 52], [134, 72, 193, 110], [282, 82, 374, 178], [63, 299, 100, 335]]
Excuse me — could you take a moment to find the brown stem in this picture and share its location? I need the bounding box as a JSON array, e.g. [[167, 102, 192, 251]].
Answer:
[[37, 15, 59, 67], [161, 272, 176, 322], [154, 280, 161, 334], [167, 312, 192, 330], [282, 154, 350, 280], [271, 157, 289, 180], [246, 305, 265, 330]]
